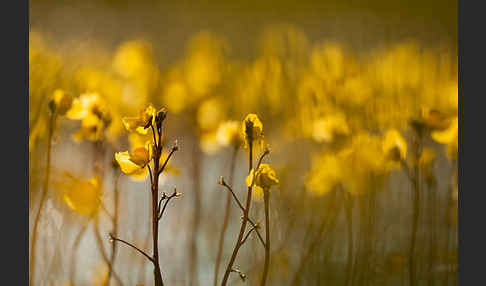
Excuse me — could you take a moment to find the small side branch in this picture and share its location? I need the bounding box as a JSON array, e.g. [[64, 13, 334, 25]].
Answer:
[[109, 233, 154, 263], [240, 223, 261, 246], [158, 143, 179, 176], [158, 188, 181, 221], [218, 177, 266, 248]]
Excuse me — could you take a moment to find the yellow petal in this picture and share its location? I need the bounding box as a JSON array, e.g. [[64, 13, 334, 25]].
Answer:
[[246, 169, 255, 187], [115, 151, 142, 174], [431, 117, 458, 144], [130, 147, 150, 166]]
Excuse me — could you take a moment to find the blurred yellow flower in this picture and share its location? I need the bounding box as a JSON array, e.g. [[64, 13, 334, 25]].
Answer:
[[56, 174, 102, 216], [197, 97, 225, 131], [66, 93, 111, 142], [306, 154, 343, 196], [382, 129, 407, 162], [312, 114, 350, 143], [216, 120, 241, 147], [431, 116, 458, 144], [50, 89, 73, 115], [241, 114, 263, 146]]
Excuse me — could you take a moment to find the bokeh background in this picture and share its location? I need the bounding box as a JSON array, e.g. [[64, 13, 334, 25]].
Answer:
[[29, 0, 458, 286]]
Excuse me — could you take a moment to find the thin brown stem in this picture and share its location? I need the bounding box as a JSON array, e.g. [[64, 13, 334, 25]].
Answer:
[[30, 112, 55, 286], [109, 234, 154, 263], [220, 179, 266, 247], [214, 145, 238, 286], [220, 141, 254, 286], [107, 170, 121, 286], [158, 190, 179, 220], [94, 217, 124, 286], [260, 187, 271, 286]]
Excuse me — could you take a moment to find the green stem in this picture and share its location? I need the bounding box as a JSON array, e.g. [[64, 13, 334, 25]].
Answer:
[[260, 187, 270, 286]]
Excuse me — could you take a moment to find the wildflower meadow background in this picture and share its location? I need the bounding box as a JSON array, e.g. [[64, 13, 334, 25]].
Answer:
[[29, 0, 457, 285]]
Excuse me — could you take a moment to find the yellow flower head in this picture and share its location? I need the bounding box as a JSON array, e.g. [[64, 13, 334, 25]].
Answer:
[[56, 174, 102, 216], [312, 114, 350, 143], [122, 105, 166, 134], [305, 153, 343, 196], [50, 89, 73, 115], [115, 142, 152, 175], [66, 93, 111, 142], [419, 107, 452, 131], [382, 129, 407, 162], [241, 114, 263, 147], [246, 163, 279, 202], [246, 163, 279, 189], [431, 116, 458, 144], [216, 120, 241, 147]]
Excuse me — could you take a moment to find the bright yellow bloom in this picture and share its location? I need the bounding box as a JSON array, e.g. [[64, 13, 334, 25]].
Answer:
[[246, 163, 279, 202], [216, 120, 241, 147], [115, 142, 152, 175], [246, 163, 279, 189], [431, 116, 458, 144], [50, 89, 73, 115], [312, 114, 350, 143], [382, 129, 407, 161], [122, 105, 166, 134], [56, 175, 102, 216], [241, 114, 263, 146], [420, 107, 453, 131]]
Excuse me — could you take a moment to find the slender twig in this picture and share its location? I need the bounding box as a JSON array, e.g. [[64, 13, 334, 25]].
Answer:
[[240, 222, 260, 246], [260, 187, 271, 286], [30, 112, 56, 286], [219, 178, 266, 248], [158, 189, 180, 221], [94, 218, 124, 286], [109, 233, 154, 263], [107, 169, 121, 286], [220, 139, 255, 286], [158, 145, 178, 176], [147, 164, 154, 186], [214, 145, 239, 286]]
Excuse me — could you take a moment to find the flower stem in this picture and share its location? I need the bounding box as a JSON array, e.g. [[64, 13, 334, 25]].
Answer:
[[260, 187, 270, 286], [220, 141, 253, 286], [214, 145, 238, 286], [30, 112, 55, 286]]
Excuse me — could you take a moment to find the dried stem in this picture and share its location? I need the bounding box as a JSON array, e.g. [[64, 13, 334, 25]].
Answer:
[[214, 145, 238, 286], [109, 234, 154, 263], [260, 187, 270, 286], [219, 179, 266, 248], [30, 112, 56, 286]]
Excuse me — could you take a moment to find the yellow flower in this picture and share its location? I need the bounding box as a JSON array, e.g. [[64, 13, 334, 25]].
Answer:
[[420, 107, 452, 131], [50, 89, 73, 115], [197, 97, 225, 131], [56, 174, 102, 216], [115, 142, 152, 175], [122, 105, 166, 134], [72, 114, 105, 143], [312, 114, 350, 143], [241, 114, 263, 146], [66, 93, 109, 121], [216, 120, 241, 147], [246, 163, 279, 202], [66, 93, 111, 142], [305, 154, 343, 196], [382, 129, 407, 161], [431, 116, 458, 144], [246, 163, 279, 189]]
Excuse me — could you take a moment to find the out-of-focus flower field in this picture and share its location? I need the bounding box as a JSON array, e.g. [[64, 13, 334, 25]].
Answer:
[[29, 1, 457, 286]]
